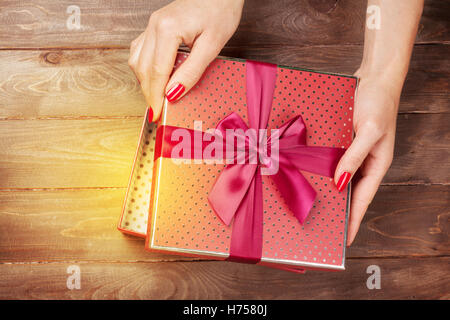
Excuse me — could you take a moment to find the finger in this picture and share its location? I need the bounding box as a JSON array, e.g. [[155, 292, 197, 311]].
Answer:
[[128, 32, 146, 79], [346, 136, 394, 246], [165, 32, 222, 103], [334, 125, 382, 192], [148, 32, 181, 121], [134, 23, 156, 94], [346, 170, 384, 246], [137, 24, 180, 121]]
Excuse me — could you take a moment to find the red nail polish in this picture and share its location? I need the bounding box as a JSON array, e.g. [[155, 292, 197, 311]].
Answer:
[[336, 171, 351, 192], [147, 106, 153, 123], [166, 83, 185, 102]]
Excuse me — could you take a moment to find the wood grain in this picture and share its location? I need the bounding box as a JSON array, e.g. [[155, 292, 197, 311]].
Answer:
[[0, 50, 147, 119], [0, 257, 448, 299], [347, 185, 449, 258], [385, 113, 450, 184], [0, 114, 448, 189], [0, 45, 448, 120], [0, 119, 141, 188], [0, 0, 448, 49], [0, 188, 199, 263], [0, 185, 447, 263], [0, 0, 448, 301]]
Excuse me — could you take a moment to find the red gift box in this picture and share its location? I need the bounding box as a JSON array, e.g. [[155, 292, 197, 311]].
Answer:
[[141, 53, 357, 272]]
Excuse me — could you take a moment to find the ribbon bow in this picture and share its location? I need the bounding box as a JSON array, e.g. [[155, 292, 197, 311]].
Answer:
[[208, 61, 344, 263]]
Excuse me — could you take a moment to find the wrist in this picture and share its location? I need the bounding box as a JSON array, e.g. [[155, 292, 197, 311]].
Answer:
[[355, 63, 406, 101]]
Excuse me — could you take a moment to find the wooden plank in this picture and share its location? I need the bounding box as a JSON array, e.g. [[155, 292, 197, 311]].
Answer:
[[386, 113, 450, 184], [347, 185, 450, 257], [0, 188, 199, 263], [0, 257, 448, 299], [0, 186, 447, 263], [0, 0, 448, 49], [0, 119, 142, 188], [0, 113, 448, 189], [0, 50, 147, 119], [0, 45, 448, 119]]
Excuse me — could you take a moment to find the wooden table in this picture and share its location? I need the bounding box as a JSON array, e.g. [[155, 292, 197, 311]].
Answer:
[[0, 0, 448, 299]]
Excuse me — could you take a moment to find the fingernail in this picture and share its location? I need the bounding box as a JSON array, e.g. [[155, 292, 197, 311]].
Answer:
[[336, 171, 351, 192], [166, 83, 185, 102], [147, 106, 153, 123]]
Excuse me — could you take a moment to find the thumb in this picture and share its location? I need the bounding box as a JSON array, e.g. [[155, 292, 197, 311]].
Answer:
[[165, 33, 221, 102], [334, 126, 381, 192]]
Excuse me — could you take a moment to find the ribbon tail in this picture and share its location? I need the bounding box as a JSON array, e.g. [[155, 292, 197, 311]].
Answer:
[[271, 163, 317, 224], [227, 170, 264, 264], [280, 145, 345, 178]]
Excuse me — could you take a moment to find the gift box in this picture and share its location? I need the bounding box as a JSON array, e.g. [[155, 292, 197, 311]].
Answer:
[[144, 53, 357, 272], [118, 108, 157, 237]]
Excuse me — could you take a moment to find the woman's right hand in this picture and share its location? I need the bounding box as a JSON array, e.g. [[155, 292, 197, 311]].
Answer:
[[128, 0, 245, 121]]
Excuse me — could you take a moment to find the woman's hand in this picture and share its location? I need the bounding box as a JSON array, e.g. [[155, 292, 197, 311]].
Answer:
[[334, 71, 401, 246], [128, 0, 244, 121], [334, 0, 423, 246]]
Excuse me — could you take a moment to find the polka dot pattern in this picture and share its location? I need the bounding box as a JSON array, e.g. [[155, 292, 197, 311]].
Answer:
[[165, 55, 248, 130], [152, 161, 232, 253], [120, 115, 157, 236], [150, 53, 356, 268]]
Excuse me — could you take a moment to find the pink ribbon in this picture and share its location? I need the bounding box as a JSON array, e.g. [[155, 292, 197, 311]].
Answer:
[[208, 61, 345, 263]]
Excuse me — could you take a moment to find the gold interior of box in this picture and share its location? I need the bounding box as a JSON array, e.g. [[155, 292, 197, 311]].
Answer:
[[119, 113, 157, 235]]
